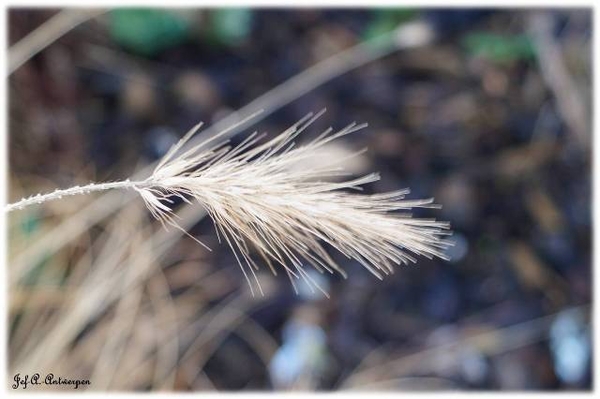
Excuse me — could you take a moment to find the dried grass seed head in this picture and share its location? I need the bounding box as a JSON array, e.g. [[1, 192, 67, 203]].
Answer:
[[135, 111, 452, 296]]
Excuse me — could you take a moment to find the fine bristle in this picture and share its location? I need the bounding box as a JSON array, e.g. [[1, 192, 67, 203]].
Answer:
[[137, 112, 451, 295]]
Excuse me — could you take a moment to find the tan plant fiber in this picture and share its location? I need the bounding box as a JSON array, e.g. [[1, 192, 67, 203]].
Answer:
[[8, 111, 451, 295]]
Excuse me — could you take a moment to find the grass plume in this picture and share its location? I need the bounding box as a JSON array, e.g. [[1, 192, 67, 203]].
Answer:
[[7, 111, 451, 295]]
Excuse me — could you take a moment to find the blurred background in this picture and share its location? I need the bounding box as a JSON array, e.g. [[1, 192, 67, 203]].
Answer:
[[7, 7, 592, 391]]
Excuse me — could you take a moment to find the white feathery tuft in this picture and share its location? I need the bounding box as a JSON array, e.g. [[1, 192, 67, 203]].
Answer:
[[136, 111, 452, 296]]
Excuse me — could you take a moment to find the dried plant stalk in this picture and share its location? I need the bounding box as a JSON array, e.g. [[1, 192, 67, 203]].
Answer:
[[7, 112, 451, 294]]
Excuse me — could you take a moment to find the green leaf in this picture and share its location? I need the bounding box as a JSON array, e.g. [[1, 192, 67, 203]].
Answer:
[[208, 8, 253, 46], [362, 8, 419, 42], [462, 32, 536, 63], [109, 9, 190, 56]]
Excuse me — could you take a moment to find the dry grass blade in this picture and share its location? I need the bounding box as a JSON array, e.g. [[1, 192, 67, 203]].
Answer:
[[9, 9, 105, 74], [136, 111, 452, 295]]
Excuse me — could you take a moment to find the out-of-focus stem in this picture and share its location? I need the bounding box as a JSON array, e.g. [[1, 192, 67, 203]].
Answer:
[[8, 8, 105, 75]]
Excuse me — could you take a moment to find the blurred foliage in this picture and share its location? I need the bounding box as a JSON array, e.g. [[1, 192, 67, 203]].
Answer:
[[109, 9, 190, 56], [207, 8, 253, 46], [462, 32, 536, 63], [20, 210, 41, 237], [363, 8, 419, 41], [22, 256, 51, 286]]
